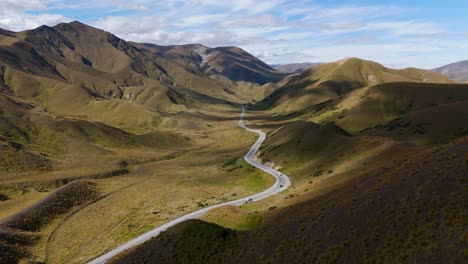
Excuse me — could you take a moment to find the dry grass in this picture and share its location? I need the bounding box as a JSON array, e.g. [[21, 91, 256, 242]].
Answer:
[[110, 136, 468, 264], [0, 104, 276, 263], [261, 58, 452, 113]]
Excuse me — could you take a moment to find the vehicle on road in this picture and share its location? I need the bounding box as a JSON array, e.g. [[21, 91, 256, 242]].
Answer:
[[246, 198, 254, 202]]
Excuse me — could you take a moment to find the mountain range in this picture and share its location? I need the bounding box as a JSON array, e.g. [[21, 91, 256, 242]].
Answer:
[[0, 21, 467, 264]]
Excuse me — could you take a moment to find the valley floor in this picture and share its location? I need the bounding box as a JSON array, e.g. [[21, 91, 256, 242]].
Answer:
[[0, 105, 276, 263]]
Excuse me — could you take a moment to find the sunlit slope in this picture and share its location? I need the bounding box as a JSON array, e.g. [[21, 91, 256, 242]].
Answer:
[[132, 43, 286, 85], [110, 135, 468, 264], [262, 58, 452, 113], [310, 83, 468, 133], [0, 92, 186, 175], [0, 21, 264, 133]]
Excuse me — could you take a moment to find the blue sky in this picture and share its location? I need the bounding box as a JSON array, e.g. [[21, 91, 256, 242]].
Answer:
[[1, 0, 467, 68]]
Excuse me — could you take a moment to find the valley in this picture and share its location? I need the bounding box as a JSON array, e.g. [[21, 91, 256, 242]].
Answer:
[[0, 19, 467, 264]]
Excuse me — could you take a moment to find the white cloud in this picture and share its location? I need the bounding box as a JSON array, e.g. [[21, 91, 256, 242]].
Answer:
[[219, 14, 283, 28], [93, 16, 172, 35], [0, 0, 70, 32], [122, 30, 253, 47], [182, 14, 228, 27], [177, 0, 285, 14], [367, 21, 445, 37], [0, 14, 70, 32], [255, 50, 316, 64], [0, 0, 46, 14], [307, 5, 408, 20]]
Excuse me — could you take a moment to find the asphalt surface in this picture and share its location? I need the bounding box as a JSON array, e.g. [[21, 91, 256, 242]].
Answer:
[[88, 107, 291, 264]]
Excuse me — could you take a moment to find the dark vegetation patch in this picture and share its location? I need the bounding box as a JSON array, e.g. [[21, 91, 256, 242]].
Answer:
[[220, 157, 243, 172], [0, 144, 52, 174], [0, 193, 9, 201], [0, 230, 39, 264], [2, 167, 129, 191], [110, 220, 237, 264], [360, 100, 468, 145], [0, 180, 101, 263], [2, 180, 99, 231]]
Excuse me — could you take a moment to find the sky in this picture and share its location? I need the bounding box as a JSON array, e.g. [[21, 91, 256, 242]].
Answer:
[[1, 0, 467, 69]]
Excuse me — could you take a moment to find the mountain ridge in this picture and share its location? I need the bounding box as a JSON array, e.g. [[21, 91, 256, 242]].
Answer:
[[433, 59, 468, 83], [261, 57, 453, 113]]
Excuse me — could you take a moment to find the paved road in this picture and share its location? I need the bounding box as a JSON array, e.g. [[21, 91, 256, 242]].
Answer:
[[88, 107, 291, 264]]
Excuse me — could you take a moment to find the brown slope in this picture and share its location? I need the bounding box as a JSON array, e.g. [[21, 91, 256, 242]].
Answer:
[[133, 42, 286, 85], [110, 136, 468, 264], [311, 82, 468, 133], [204, 47, 285, 84], [0, 90, 187, 177], [0, 21, 253, 131], [261, 58, 453, 113], [361, 100, 468, 145], [433, 60, 468, 83]]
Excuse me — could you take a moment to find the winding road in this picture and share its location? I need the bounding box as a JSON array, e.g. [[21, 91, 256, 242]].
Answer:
[[88, 107, 291, 264]]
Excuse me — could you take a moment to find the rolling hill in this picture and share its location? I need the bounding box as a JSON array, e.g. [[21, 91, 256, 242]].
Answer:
[[433, 60, 468, 83], [110, 135, 467, 264], [261, 58, 452, 113], [310, 82, 468, 133]]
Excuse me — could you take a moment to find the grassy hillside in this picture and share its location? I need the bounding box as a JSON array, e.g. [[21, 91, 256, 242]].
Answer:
[[0, 102, 278, 263], [361, 101, 468, 145], [310, 83, 468, 133], [1, 21, 467, 264], [110, 136, 468, 264], [0, 21, 266, 133], [261, 58, 452, 113]]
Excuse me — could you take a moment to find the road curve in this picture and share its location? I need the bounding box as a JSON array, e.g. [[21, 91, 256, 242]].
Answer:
[[88, 107, 291, 264]]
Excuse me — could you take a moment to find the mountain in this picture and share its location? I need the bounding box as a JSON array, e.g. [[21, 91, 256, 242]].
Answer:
[[261, 58, 453, 113], [433, 60, 468, 83], [272, 62, 322, 73], [131, 43, 286, 85], [0, 21, 287, 131], [1, 21, 467, 264]]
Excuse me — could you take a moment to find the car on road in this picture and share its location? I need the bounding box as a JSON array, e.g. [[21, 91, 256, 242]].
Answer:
[[280, 185, 284, 187], [246, 198, 254, 202]]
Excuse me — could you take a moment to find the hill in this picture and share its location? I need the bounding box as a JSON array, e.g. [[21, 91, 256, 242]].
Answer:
[[310, 82, 468, 134], [433, 60, 468, 83], [1, 21, 467, 264], [110, 135, 468, 264], [261, 58, 453, 113]]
